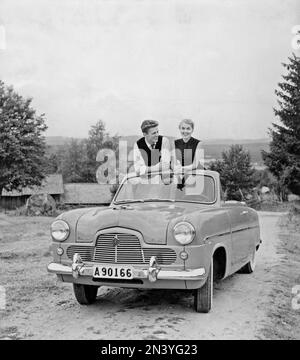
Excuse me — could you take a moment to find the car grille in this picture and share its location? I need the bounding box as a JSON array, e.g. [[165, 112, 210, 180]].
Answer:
[[66, 232, 177, 265], [66, 246, 94, 262]]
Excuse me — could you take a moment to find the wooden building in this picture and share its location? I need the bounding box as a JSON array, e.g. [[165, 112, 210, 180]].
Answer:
[[0, 174, 64, 210]]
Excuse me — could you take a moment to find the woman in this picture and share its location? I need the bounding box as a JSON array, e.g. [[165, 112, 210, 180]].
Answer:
[[173, 119, 203, 172]]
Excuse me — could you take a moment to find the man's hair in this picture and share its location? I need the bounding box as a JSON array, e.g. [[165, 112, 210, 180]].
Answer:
[[141, 120, 159, 134], [179, 119, 194, 130]]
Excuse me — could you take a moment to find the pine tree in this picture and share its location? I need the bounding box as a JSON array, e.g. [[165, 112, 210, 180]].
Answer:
[[85, 120, 119, 183], [209, 145, 255, 201], [262, 54, 300, 200]]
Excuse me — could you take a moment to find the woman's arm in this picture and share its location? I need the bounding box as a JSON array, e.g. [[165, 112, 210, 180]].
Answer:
[[181, 142, 204, 171]]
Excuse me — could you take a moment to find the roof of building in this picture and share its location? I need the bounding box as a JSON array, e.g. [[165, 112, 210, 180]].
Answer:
[[1, 174, 64, 197], [63, 183, 112, 204]]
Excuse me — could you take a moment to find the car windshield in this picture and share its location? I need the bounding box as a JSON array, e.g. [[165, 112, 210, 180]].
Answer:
[[114, 173, 216, 204]]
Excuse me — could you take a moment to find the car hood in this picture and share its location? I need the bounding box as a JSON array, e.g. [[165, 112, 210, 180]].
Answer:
[[76, 202, 203, 245]]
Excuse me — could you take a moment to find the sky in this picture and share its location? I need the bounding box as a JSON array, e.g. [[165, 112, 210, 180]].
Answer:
[[0, 0, 299, 140]]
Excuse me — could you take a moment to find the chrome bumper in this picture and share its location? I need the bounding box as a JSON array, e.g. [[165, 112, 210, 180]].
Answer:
[[47, 254, 206, 282]]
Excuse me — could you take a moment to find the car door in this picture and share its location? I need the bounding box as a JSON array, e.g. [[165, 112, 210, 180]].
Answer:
[[227, 205, 252, 266]]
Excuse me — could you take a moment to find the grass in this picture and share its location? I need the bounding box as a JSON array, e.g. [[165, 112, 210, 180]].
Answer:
[[0, 213, 64, 321], [249, 200, 299, 212], [260, 205, 300, 340]]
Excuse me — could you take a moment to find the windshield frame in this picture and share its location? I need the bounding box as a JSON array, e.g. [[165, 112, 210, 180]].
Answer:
[[112, 171, 217, 205]]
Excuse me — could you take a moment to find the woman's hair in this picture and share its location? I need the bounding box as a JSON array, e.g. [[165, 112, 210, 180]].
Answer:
[[179, 119, 194, 130]]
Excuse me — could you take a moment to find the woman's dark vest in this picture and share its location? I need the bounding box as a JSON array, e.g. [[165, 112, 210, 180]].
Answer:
[[174, 137, 200, 166], [137, 135, 163, 166]]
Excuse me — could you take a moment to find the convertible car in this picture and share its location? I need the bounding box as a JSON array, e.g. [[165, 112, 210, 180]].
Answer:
[[47, 170, 261, 313]]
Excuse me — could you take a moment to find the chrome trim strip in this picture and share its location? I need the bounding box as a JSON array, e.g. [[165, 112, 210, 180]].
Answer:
[[204, 231, 231, 243], [204, 224, 259, 243], [231, 228, 249, 234], [231, 225, 260, 234]]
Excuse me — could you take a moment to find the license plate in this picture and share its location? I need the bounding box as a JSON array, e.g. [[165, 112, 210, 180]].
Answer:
[[93, 265, 134, 280]]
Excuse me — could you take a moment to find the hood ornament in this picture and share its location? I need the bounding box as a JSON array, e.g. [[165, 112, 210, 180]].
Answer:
[[112, 235, 120, 247]]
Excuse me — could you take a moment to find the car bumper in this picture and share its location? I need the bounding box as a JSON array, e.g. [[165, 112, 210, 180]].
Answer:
[[47, 254, 206, 282]]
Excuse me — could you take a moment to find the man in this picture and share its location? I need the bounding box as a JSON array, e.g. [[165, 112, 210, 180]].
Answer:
[[133, 120, 171, 176]]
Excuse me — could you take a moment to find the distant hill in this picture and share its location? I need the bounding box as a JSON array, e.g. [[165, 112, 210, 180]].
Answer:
[[46, 136, 270, 165], [118, 136, 269, 164], [201, 138, 269, 145], [202, 141, 269, 164], [46, 136, 73, 146]]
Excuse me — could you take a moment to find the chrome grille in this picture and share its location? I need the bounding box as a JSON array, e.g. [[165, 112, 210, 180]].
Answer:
[[94, 233, 144, 264], [143, 248, 177, 264], [66, 232, 177, 265], [66, 246, 93, 262]]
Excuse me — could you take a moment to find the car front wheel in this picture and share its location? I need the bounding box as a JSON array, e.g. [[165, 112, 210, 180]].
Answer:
[[73, 284, 99, 305], [194, 259, 213, 313]]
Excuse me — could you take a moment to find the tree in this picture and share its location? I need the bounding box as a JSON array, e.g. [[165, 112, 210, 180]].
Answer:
[[209, 145, 255, 201], [84, 120, 119, 183], [60, 139, 88, 183], [262, 54, 300, 201], [57, 120, 120, 183], [252, 168, 277, 190], [44, 147, 61, 174], [0, 80, 47, 198]]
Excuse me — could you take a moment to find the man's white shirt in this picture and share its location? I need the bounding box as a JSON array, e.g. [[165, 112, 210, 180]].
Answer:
[[133, 137, 171, 175]]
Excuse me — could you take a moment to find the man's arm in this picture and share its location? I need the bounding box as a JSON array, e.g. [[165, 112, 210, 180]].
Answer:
[[133, 142, 147, 175], [144, 137, 171, 173], [160, 136, 171, 171], [170, 140, 177, 171]]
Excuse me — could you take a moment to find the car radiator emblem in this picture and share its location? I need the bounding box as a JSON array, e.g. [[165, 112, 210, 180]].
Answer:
[[113, 235, 120, 247]]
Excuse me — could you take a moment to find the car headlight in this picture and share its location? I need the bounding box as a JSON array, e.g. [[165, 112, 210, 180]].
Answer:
[[173, 222, 195, 245], [50, 220, 70, 242]]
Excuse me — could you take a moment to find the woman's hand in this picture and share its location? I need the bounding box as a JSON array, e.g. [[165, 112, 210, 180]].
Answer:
[[174, 164, 183, 174]]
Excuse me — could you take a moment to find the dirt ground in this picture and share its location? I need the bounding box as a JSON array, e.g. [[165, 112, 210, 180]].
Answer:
[[0, 211, 299, 340]]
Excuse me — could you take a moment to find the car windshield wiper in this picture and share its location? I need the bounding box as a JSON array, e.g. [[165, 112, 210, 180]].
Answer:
[[143, 198, 175, 202], [114, 199, 145, 204]]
